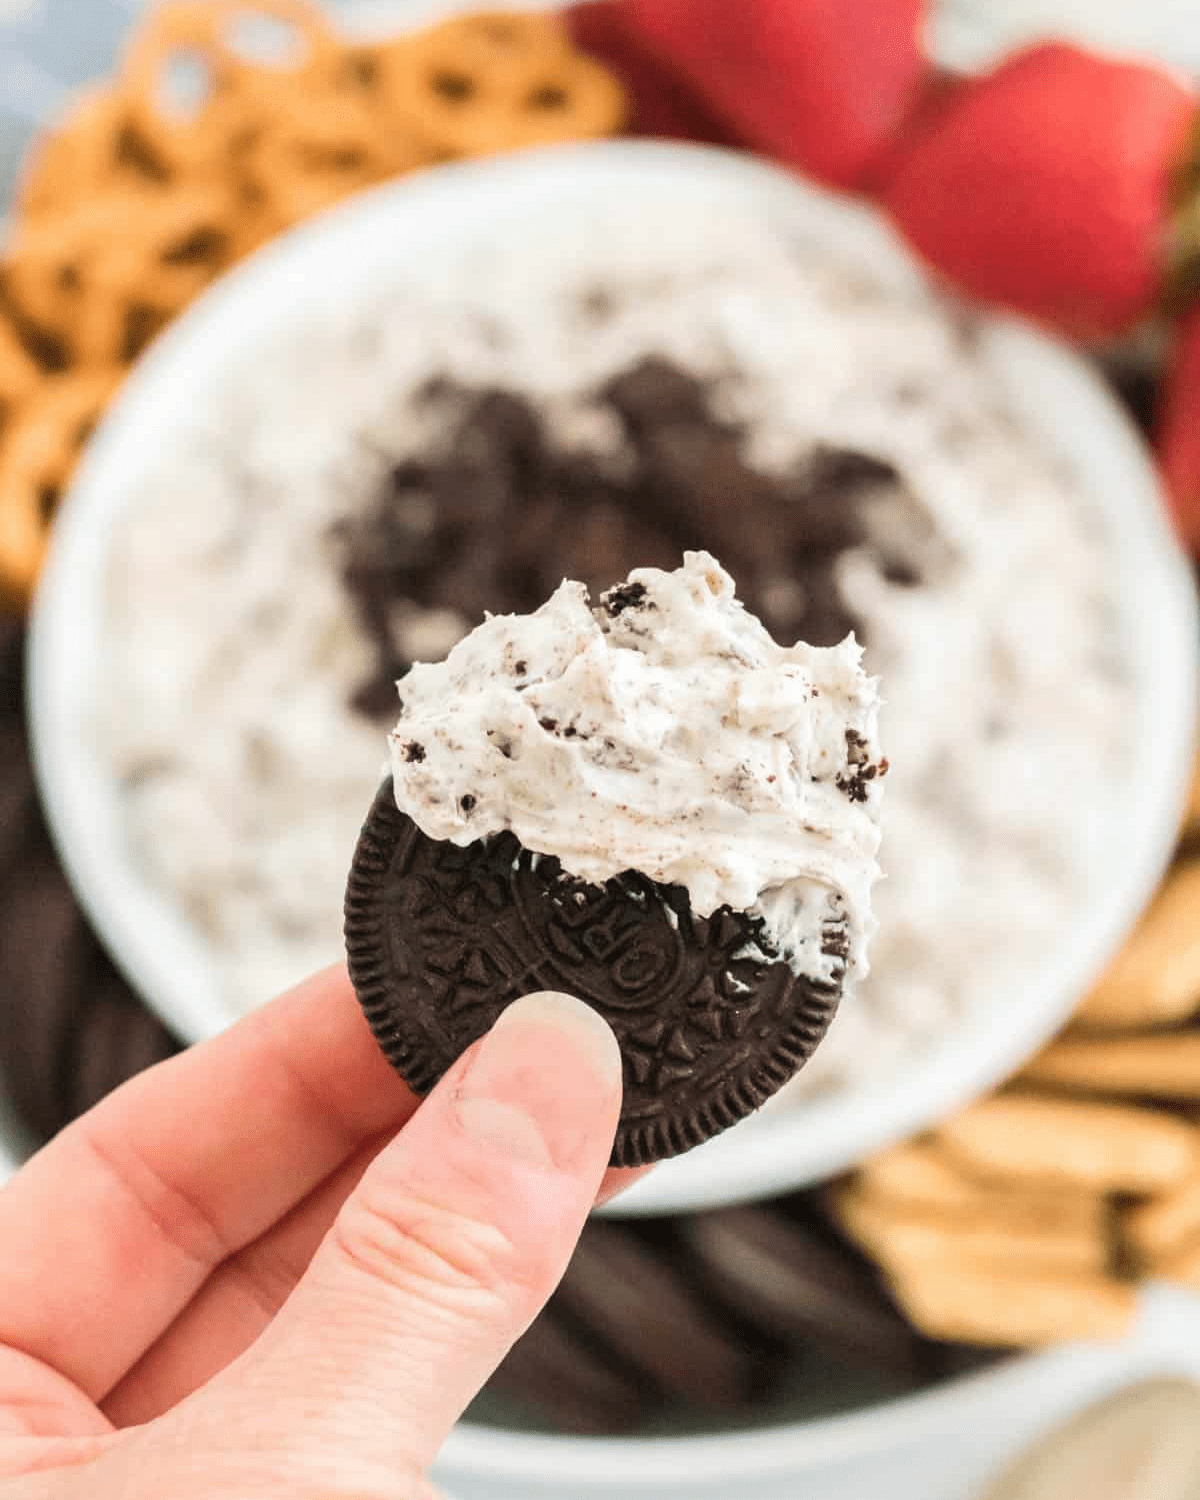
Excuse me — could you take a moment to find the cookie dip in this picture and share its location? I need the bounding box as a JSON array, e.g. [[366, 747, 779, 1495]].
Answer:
[[99, 195, 1133, 1092]]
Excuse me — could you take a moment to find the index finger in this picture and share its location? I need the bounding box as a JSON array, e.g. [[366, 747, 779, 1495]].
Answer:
[[0, 964, 416, 1402]]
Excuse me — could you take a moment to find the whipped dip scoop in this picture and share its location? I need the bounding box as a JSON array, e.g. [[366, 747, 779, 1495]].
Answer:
[[388, 551, 885, 986]]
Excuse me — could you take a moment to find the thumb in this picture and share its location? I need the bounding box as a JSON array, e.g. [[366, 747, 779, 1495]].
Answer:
[[169, 992, 622, 1492]]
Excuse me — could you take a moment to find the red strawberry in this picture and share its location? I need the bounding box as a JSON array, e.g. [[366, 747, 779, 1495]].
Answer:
[[1157, 306, 1200, 550], [862, 67, 967, 193], [571, 0, 926, 189], [567, 1, 740, 146], [881, 42, 1195, 340]]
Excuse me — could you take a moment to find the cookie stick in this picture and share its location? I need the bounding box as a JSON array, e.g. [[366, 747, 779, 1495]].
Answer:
[[858, 1138, 1107, 1236], [1022, 1030, 1200, 1101], [829, 1182, 1112, 1277], [935, 1093, 1200, 1196], [883, 1262, 1136, 1349], [1073, 863, 1200, 1031], [0, 848, 98, 1142], [1124, 1170, 1200, 1268], [488, 1302, 650, 1435], [551, 1221, 771, 1410]]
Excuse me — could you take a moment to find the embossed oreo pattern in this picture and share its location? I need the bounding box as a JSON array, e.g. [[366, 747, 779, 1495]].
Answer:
[[345, 780, 846, 1167]]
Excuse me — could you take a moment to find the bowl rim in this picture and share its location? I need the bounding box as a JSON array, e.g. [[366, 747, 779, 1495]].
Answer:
[[27, 138, 1200, 1223], [438, 1283, 1200, 1489]]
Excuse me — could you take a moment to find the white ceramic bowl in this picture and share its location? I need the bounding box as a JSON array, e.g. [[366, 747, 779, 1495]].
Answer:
[[436, 1285, 1200, 1500], [0, 1103, 22, 1183], [28, 140, 1199, 1218]]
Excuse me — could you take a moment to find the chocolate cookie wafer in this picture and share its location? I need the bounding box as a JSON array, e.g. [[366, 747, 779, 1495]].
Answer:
[[551, 1220, 776, 1409], [0, 819, 180, 1141], [62, 961, 179, 1121], [346, 788, 848, 1168], [683, 1202, 927, 1376], [0, 613, 37, 884], [0, 616, 179, 1144], [488, 1298, 651, 1435], [0, 841, 99, 1141]]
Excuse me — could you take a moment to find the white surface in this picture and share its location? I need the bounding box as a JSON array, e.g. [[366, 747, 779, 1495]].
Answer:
[[931, 0, 1200, 76], [436, 1287, 1200, 1500], [27, 141, 1200, 1220]]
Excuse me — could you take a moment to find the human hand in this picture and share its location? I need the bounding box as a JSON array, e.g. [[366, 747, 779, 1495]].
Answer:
[[0, 967, 634, 1498]]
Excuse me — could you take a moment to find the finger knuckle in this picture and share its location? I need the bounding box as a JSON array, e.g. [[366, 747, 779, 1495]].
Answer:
[[331, 1184, 520, 1319]]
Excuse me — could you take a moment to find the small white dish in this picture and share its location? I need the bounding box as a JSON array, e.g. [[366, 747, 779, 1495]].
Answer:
[[27, 140, 1199, 1218]]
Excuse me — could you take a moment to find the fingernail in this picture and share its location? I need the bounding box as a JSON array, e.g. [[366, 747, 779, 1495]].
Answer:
[[456, 993, 622, 1171], [491, 993, 623, 1085]]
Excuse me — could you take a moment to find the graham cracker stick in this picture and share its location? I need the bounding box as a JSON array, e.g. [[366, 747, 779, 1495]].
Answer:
[[1075, 863, 1200, 1031], [858, 1139, 1106, 1238], [829, 1182, 1110, 1278], [1125, 1170, 1200, 1267], [884, 1262, 1136, 1348], [936, 1093, 1199, 1196], [1021, 1031, 1200, 1101]]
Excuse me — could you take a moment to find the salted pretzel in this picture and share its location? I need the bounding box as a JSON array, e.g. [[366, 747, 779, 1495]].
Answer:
[[4, 185, 234, 363], [0, 370, 123, 604], [0, 2, 627, 609], [121, 0, 340, 175], [239, 93, 395, 237], [0, 316, 44, 419], [378, 13, 625, 159], [15, 89, 149, 222]]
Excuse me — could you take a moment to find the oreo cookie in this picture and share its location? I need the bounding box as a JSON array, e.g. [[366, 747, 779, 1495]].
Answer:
[[482, 1199, 951, 1435], [345, 781, 846, 1168], [0, 846, 97, 1142], [62, 963, 179, 1122], [683, 1203, 927, 1376], [0, 614, 180, 1145], [551, 1220, 776, 1409], [335, 358, 915, 720], [0, 614, 36, 885], [489, 1304, 650, 1435]]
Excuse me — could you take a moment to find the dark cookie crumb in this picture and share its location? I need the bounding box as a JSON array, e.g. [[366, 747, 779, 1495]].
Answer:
[[578, 286, 617, 323], [836, 770, 873, 804], [460, 794, 477, 814], [603, 580, 652, 616], [845, 729, 869, 766], [836, 755, 888, 804], [335, 355, 917, 719], [402, 741, 426, 763]]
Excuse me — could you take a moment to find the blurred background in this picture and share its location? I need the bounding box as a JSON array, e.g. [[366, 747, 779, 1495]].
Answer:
[[5, 2, 1200, 1498]]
